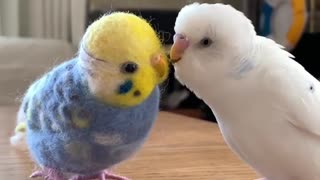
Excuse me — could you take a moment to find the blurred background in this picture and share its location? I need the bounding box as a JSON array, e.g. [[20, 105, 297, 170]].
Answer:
[[0, 0, 319, 123]]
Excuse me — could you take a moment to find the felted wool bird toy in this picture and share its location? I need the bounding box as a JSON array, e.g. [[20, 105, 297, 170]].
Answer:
[[171, 3, 320, 180], [10, 12, 169, 180]]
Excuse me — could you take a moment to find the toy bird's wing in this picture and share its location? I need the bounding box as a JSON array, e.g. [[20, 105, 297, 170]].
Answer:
[[262, 57, 320, 138]]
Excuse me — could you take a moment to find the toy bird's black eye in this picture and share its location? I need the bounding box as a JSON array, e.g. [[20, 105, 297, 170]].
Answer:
[[200, 37, 212, 47], [121, 61, 138, 74]]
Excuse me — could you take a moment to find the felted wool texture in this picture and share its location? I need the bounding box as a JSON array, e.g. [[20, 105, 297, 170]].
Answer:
[[79, 12, 169, 107], [23, 58, 160, 175], [83, 12, 162, 63], [78, 47, 159, 108]]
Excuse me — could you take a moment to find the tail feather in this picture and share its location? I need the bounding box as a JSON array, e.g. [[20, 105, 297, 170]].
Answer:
[[10, 131, 27, 151], [10, 107, 28, 151]]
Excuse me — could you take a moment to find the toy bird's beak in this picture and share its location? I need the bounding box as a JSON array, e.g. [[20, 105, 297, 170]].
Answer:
[[151, 53, 168, 83], [170, 34, 189, 63]]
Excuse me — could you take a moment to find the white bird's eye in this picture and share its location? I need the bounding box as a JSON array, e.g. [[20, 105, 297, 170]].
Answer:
[[199, 37, 212, 47]]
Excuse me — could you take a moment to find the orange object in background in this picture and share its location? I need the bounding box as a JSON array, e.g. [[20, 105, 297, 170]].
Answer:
[[259, 0, 307, 50]]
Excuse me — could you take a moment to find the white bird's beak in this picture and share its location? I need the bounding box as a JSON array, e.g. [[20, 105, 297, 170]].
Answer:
[[170, 34, 189, 63]]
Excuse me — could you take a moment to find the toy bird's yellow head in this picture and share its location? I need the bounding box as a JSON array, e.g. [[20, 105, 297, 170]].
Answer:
[[79, 12, 169, 107]]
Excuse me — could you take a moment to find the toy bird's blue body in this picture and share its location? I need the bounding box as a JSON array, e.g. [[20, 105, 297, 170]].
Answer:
[[23, 58, 160, 175]]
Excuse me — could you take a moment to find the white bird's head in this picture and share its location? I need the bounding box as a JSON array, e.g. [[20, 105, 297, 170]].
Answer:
[[170, 3, 257, 94]]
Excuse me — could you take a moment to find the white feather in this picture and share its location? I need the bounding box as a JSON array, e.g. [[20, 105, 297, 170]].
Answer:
[[173, 3, 320, 180]]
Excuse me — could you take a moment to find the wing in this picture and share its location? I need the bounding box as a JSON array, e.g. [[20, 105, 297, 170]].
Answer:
[[262, 57, 320, 137]]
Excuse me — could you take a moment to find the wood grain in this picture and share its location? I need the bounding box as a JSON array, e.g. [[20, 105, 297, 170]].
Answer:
[[0, 106, 259, 180]]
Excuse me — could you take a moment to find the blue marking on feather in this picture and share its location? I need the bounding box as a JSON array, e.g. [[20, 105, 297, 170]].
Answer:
[[118, 80, 133, 94], [231, 59, 254, 79]]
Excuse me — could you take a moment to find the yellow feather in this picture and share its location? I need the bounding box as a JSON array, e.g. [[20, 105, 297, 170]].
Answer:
[[80, 12, 169, 107], [15, 122, 26, 133]]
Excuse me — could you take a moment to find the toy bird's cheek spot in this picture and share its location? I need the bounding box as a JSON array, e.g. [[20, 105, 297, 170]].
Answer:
[[117, 80, 133, 95], [133, 90, 141, 97]]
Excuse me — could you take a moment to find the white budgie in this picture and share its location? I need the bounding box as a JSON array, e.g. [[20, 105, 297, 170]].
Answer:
[[170, 3, 320, 180]]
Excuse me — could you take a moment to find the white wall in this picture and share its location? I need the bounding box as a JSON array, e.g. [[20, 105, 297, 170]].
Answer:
[[0, 0, 20, 36]]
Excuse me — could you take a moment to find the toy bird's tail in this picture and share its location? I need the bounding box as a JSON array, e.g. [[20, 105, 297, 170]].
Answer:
[[10, 108, 28, 151]]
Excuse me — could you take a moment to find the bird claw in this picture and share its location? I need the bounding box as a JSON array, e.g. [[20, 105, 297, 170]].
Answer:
[[30, 169, 129, 180], [70, 171, 130, 180], [30, 168, 64, 180], [103, 172, 130, 180], [30, 170, 44, 178]]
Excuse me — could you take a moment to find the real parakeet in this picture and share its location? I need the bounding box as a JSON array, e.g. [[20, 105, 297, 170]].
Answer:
[[11, 12, 169, 180], [170, 3, 320, 180]]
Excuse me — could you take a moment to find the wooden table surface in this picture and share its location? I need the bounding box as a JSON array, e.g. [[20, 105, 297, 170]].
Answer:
[[0, 106, 258, 180]]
